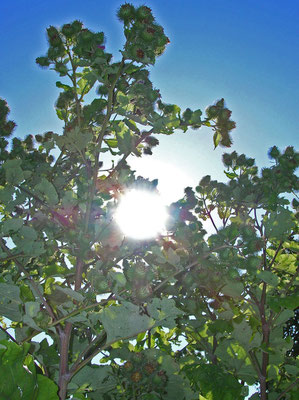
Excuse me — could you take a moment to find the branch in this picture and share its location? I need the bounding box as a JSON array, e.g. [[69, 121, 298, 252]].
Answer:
[[248, 350, 262, 378], [69, 331, 107, 376], [203, 198, 218, 233], [0, 325, 18, 344], [153, 260, 199, 294], [66, 48, 81, 128], [276, 379, 298, 400], [268, 240, 284, 269], [70, 325, 158, 380]]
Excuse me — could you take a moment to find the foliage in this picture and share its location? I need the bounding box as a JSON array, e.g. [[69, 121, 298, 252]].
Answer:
[[0, 3, 298, 400]]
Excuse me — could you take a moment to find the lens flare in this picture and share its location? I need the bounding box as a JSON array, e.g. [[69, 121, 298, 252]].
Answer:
[[114, 189, 168, 239]]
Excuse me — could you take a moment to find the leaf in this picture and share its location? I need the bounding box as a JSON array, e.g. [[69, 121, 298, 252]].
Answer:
[[264, 207, 296, 240], [71, 365, 116, 393], [147, 298, 184, 329], [221, 281, 243, 298], [100, 301, 154, 344], [117, 91, 129, 106], [0, 340, 37, 399], [213, 132, 222, 149], [186, 364, 243, 400], [274, 310, 294, 326], [256, 270, 279, 287], [54, 128, 92, 153], [0, 185, 14, 203], [36, 375, 59, 400], [55, 108, 67, 121], [224, 170, 238, 179], [232, 320, 256, 350], [105, 139, 118, 148], [35, 178, 58, 205], [77, 73, 96, 95], [3, 159, 24, 184], [166, 247, 180, 265], [1, 217, 23, 235], [0, 340, 58, 399], [25, 301, 40, 318], [0, 283, 22, 321], [56, 81, 72, 91], [55, 286, 84, 303], [19, 225, 38, 241], [115, 121, 137, 155], [13, 228, 45, 257]]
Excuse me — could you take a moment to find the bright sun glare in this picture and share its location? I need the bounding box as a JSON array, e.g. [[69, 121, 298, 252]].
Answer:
[[114, 189, 168, 240]]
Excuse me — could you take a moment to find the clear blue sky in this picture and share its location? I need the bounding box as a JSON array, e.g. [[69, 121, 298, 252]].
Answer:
[[1, 0, 298, 192]]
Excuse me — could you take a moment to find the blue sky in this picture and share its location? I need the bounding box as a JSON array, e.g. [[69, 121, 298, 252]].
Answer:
[[1, 0, 298, 197]]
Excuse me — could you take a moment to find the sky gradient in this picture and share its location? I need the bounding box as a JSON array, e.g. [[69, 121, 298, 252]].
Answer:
[[1, 0, 298, 198]]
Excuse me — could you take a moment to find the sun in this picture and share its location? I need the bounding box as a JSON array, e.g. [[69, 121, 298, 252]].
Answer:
[[114, 189, 168, 240]]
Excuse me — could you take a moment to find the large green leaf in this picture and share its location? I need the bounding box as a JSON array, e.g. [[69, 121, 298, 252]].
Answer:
[[185, 363, 243, 400], [36, 375, 59, 400], [0, 340, 59, 399], [115, 121, 137, 155], [3, 159, 24, 185], [0, 283, 22, 321], [1, 218, 23, 235], [35, 178, 58, 205], [71, 365, 115, 393], [264, 207, 296, 240], [54, 128, 92, 153], [100, 301, 154, 344], [147, 298, 184, 329]]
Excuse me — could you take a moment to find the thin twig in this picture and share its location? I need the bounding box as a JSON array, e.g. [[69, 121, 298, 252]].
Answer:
[[276, 379, 298, 400]]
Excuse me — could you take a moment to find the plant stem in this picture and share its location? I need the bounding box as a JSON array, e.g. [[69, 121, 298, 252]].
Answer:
[[58, 322, 72, 400], [259, 280, 270, 400]]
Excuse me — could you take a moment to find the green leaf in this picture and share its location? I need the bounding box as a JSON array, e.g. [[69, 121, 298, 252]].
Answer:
[[55, 108, 67, 121], [77, 74, 96, 95], [19, 225, 38, 241], [36, 375, 59, 400], [221, 281, 243, 298], [147, 298, 184, 329], [166, 247, 180, 265], [0, 185, 14, 203], [224, 170, 238, 179], [0, 340, 58, 399], [56, 81, 72, 91], [54, 128, 92, 153], [115, 121, 137, 155], [100, 301, 154, 343], [117, 91, 129, 106], [274, 309, 294, 326], [1, 218, 23, 235], [256, 270, 279, 287], [0, 340, 36, 399], [213, 132, 222, 149], [105, 139, 118, 148], [264, 207, 296, 240], [0, 283, 22, 321], [232, 320, 256, 350], [186, 364, 243, 400], [55, 286, 84, 303], [3, 159, 24, 185], [25, 301, 40, 318], [35, 178, 58, 205], [71, 365, 116, 393]]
